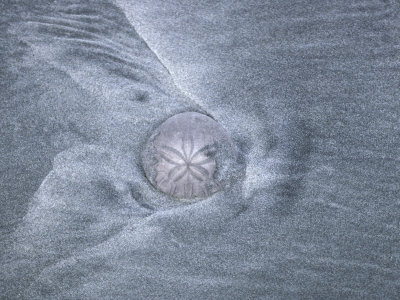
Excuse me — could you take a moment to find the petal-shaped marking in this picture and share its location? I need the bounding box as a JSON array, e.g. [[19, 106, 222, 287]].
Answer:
[[173, 167, 188, 183], [157, 175, 169, 186], [168, 165, 184, 181], [192, 157, 214, 166], [191, 144, 216, 160], [191, 165, 210, 178], [181, 134, 194, 161], [188, 167, 205, 182], [161, 145, 186, 162], [159, 151, 185, 166], [181, 136, 188, 160], [188, 135, 194, 158]]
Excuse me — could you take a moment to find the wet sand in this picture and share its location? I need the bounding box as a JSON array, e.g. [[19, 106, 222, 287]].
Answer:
[[1, 0, 399, 298]]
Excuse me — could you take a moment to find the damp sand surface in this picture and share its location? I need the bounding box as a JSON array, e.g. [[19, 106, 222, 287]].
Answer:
[[1, 0, 400, 298]]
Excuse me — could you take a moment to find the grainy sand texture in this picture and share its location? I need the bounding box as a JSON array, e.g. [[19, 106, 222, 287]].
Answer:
[[1, 0, 399, 299]]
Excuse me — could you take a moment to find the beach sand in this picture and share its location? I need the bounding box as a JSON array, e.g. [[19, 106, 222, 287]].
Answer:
[[1, 0, 399, 298]]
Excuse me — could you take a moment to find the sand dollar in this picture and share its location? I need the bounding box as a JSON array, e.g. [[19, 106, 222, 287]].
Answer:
[[142, 112, 237, 199]]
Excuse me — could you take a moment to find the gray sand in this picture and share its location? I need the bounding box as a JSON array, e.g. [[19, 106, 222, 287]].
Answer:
[[1, 0, 399, 299]]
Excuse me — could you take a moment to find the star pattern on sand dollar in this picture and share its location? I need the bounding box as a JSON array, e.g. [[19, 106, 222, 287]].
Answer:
[[158, 135, 215, 184], [143, 112, 236, 199]]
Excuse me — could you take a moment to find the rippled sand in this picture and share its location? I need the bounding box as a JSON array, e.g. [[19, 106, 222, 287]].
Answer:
[[1, 0, 399, 299]]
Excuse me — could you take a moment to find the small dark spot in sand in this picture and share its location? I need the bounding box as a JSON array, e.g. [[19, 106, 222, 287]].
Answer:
[[129, 90, 149, 103], [130, 187, 154, 210], [137, 91, 149, 102]]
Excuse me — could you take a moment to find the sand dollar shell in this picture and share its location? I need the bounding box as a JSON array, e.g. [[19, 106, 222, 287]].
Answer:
[[142, 112, 237, 199]]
